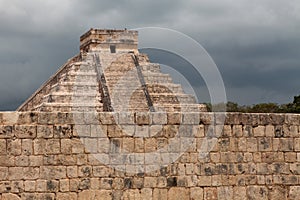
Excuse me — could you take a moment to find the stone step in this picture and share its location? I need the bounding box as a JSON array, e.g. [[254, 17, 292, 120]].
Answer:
[[107, 82, 141, 90], [105, 71, 138, 77], [33, 103, 103, 112], [106, 78, 141, 89], [58, 73, 98, 83], [104, 65, 136, 72], [154, 104, 207, 112], [112, 103, 150, 112], [34, 102, 103, 112], [142, 71, 171, 77], [106, 74, 173, 85], [55, 81, 99, 86], [42, 93, 100, 103], [140, 63, 161, 73], [144, 76, 173, 84], [50, 82, 99, 93], [66, 71, 97, 76], [70, 63, 95, 72], [150, 93, 196, 104], [147, 84, 183, 94], [110, 92, 147, 103], [108, 81, 184, 94], [105, 64, 160, 74], [37, 101, 102, 107], [105, 76, 139, 82], [65, 63, 93, 74]]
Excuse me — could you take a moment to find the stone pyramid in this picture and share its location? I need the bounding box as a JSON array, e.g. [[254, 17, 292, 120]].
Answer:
[[17, 29, 207, 112]]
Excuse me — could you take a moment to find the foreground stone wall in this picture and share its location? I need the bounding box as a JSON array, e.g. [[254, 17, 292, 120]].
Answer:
[[0, 112, 300, 200]]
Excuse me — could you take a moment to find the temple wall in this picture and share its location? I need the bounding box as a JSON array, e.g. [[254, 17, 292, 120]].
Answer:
[[0, 112, 300, 199]]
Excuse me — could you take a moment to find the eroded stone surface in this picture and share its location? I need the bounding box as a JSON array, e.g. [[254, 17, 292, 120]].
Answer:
[[2, 193, 21, 200], [0, 111, 299, 199]]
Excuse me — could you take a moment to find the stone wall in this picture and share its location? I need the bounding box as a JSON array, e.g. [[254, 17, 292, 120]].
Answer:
[[0, 112, 300, 199]]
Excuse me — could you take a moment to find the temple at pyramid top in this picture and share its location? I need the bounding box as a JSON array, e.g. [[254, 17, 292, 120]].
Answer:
[[18, 29, 207, 112], [80, 29, 138, 54]]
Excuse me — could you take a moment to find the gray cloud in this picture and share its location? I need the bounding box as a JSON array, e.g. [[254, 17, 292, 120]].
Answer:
[[0, 0, 300, 110]]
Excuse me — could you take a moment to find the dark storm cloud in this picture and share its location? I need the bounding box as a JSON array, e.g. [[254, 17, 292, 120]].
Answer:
[[0, 0, 300, 110], [204, 29, 300, 104]]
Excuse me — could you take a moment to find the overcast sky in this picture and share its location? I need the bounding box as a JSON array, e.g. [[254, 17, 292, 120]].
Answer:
[[0, 0, 300, 110]]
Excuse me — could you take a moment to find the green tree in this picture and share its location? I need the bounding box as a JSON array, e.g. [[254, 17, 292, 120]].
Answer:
[[204, 94, 300, 113], [289, 95, 300, 113], [226, 102, 240, 112], [293, 95, 300, 113], [248, 103, 281, 113]]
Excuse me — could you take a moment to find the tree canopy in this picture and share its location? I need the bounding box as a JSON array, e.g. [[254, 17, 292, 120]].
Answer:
[[204, 94, 300, 113]]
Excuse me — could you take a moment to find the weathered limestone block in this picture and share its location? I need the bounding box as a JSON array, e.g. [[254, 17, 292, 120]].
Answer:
[[247, 138, 258, 152], [123, 189, 140, 200], [217, 187, 233, 200], [37, 125, 53, 138], [140, 188, 152, 199], [8, 167, 23, 180], [198, 176, 212, 187], [168, 187, 189, 200], [1, 112, 18, 125], [258, 137, 272, 151], [0, 156, 15, 167], [11, 180, 24, 193], [56, 192, 78, 200], [190, 187, 203, 200], [70, 179, 80, 192], [98, 113, 118, 125], [289, 186, 300, 200], [204, 187, 218, 200], [295, 138, 300, 152], [107, 125, 123, 138], [21, 193, 55, 200], [40, 166, 66, 179], [24, 180, 35, 192], [119, 112, 135, 125], [285, 114, 300, 125], [269, 186, 288, 200], [167, 112, 182, 125], [17, 112, 38, 124], [1, 193, 21, 200], [53, 124, 73, 138], [253, 126, 265, 137], [152, 112, 167, 125], [78, 190, 112, 200], [21, 139, 33, 156], [73, 125, 91, 137], [7, 139, 21, 156], [153, 188, 167, 199], [233, 186, 247, 200], [0, 139, 6, 155], [247, 186, 268, 200], [23, 167, 39, 180], [135, 112, 151, 125], [183, 113, 199, 125], [28, 155, 43, 167], [33, 139, 46, 155], [13, 125, 36, 139], [61, 138, 84, 154], [0, 126, 13, 139], [265, 125, 274, 137], [0, 168, 8, 181]]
